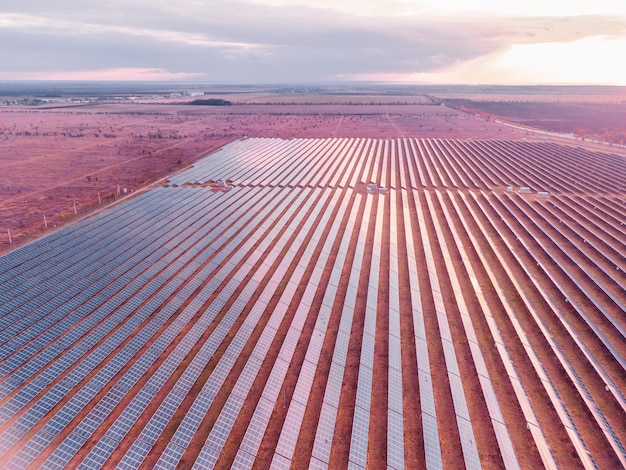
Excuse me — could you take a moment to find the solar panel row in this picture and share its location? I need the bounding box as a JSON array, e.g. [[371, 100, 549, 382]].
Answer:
[[112, 187, 319, 467], [400, 190, 443, 470], [310, 194, 370, 466], [387, 191, 405, 470], [449, 187, 561, 469], [481, 195, 626, 464], [426, 191, 519, 468], [461, 191, 599, 468], [411, 189, 482, 469], [350, 197, 380, 468], [268, 189, 355, 466], [26, 186, 302, 466], [0, 137, 622, 469], [182, 189, 337, 468], [506, 195, 626, 371]]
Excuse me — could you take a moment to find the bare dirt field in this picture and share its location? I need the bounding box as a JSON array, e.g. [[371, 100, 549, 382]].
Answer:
[[445, 100, 626, 140], [2, 84, 625, 256], [437, 86, 626, 145], [426, 84, 626, 103], [0, 99, 529, 254]]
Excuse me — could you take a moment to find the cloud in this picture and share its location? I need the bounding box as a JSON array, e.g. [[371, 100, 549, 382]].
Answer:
[[0, 12, 260, 49], [346, 35, 626, 86], [412, 0, 626, 17], [0, 1, 625, 84], [0, 68, 204, 81], [485, 35, 626, 85]]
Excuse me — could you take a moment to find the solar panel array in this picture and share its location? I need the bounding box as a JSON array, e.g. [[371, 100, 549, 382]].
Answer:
[[0, 138, 624, 469]]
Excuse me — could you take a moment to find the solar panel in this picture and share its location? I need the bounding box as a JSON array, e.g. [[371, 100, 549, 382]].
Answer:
[[269, 452, 292, 470], [237, 396, 274, 459], [457, 416, 481, 469], [309, 455, 329, 470], [2, 137, 621, 469], [388, 367, 403, 414], [359, 333, 375, 370], [311, 400, 338, 464], [387, 409, 404, 470], [274, 400, 306, 461], [388, 335, 402, 372], [348, 405, 370, 468]]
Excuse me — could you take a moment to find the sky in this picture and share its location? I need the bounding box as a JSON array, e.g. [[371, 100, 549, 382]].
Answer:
[[1, 0, 625, 85]]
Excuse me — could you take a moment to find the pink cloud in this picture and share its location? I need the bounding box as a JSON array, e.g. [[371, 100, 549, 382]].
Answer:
[[1, 68, 203, 81]]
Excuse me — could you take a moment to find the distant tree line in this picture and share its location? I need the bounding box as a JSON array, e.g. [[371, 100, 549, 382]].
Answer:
[[188, 99, 232, 106]]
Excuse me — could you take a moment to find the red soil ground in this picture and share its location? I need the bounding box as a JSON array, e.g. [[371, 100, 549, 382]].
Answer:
[[444, 100, 626, 143], [0, 101, 529, 254]]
